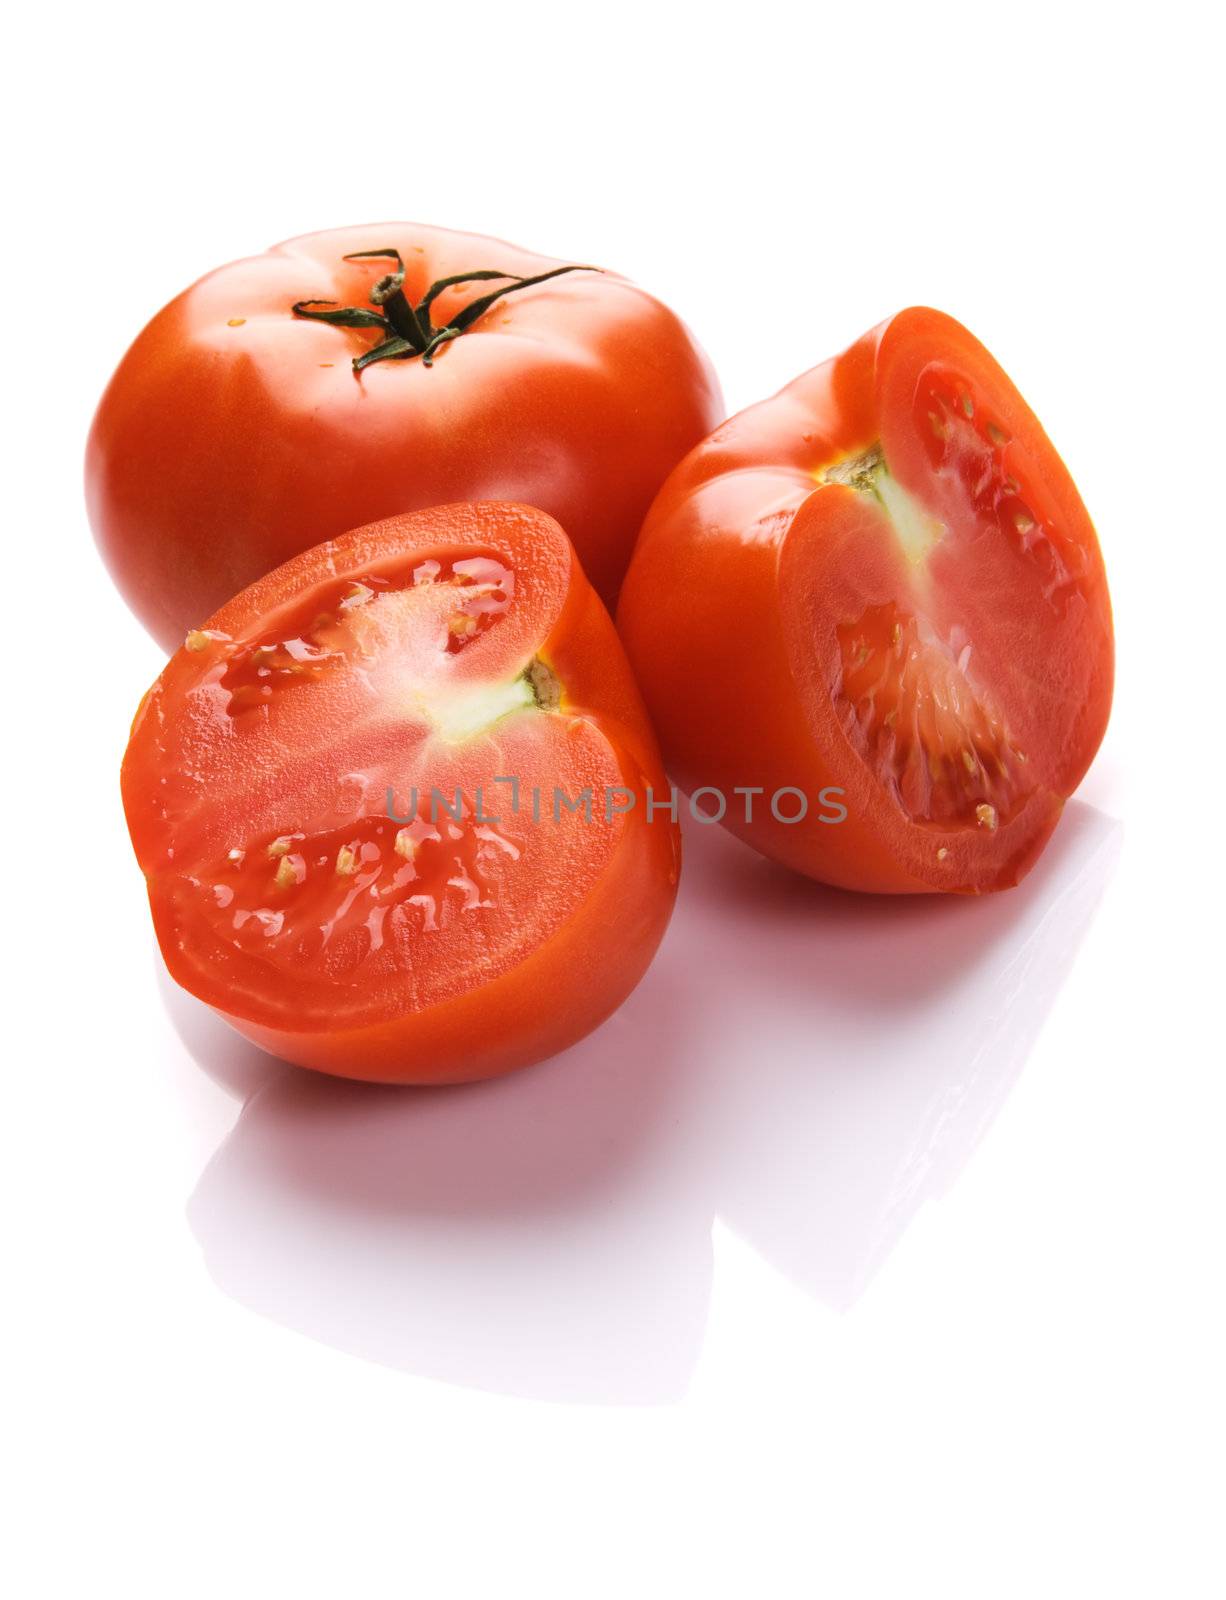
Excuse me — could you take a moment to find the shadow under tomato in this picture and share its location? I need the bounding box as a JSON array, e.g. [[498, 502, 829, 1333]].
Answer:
[[174, 799, 1121, 1404]]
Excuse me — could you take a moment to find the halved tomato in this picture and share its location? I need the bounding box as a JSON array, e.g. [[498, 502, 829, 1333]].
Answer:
[[617, 308, 1113, 893], [123, 503, 679, 1083]]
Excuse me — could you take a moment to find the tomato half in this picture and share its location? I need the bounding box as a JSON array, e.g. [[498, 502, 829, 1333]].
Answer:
[[617, 308, 1113, 894], [87, 223, 722, 649], [123, 503, 680, 1083]]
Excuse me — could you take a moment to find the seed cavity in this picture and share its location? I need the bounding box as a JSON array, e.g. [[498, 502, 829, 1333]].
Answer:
[[202, 802, 532, 986], [837, 604, 1032, 830]]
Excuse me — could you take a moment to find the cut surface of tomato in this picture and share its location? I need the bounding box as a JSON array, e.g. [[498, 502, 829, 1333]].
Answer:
[[124, 503, 679, 1082], [617, 308, 1113, 893]]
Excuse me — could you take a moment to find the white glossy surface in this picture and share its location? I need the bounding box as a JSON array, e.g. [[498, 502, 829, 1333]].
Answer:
[[180, 803, 1119, 1403], [6, 3, 1223, 1595]]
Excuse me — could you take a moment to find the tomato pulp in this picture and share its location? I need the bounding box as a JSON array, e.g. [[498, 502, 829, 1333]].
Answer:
[[87, 223, 722, 649], [123, 504, 680, 1083], [617, 308, 1113, 893]]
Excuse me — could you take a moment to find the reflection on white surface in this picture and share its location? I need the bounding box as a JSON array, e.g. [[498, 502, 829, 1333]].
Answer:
[[177, 801, 1120, 1404]]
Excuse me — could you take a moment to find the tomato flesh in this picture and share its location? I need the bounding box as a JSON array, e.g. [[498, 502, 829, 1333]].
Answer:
[[125, 503, 678, 1082]]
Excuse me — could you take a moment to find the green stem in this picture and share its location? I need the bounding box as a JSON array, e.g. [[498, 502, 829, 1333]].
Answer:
[[291, 250, 599, 372], [344, 250, 428, 352]]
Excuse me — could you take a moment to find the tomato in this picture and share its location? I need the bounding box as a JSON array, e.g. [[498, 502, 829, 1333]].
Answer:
[[617, 308, 1113, 894], [122, 503, 680, 1084], [87, 223, 722, 650]]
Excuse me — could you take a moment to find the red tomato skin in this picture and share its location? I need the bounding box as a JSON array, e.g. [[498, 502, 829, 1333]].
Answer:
[[617, 309, 1113, 895], [124, 503, 680, 1085], [88, 223, 723, 650]]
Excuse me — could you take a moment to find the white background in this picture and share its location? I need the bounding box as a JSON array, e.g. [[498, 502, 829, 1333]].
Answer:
[[5, 3, 1224, 1595]]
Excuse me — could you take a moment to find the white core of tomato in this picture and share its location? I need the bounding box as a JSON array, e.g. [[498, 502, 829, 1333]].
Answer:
[[418, 671, 537, 743], [874, 465, 946, 565], [824, 443, 946, 565]]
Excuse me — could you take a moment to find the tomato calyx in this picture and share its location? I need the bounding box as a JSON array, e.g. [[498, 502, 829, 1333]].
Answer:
[[291, 249, 600, 370]]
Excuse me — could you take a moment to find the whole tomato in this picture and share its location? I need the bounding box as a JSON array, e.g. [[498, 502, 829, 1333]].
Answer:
[[618, 308, 1113, 894], [122, 502, 680, 1084], [87, 223, 722, 649]]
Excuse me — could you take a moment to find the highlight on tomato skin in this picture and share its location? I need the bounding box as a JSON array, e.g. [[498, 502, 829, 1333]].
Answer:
[[85, 221, 723, 651], [616, 307, 1114, 895], [122, 502, 680, 1086]]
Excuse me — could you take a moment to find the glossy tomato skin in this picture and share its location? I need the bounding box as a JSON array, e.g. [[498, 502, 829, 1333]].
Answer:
[[618, 308, 1113, 894], [123, 503, 680, 1084], [88, 223, 722, 650]]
